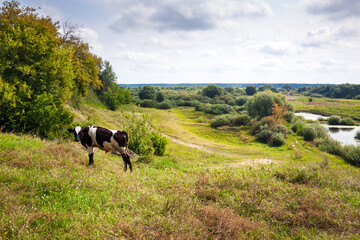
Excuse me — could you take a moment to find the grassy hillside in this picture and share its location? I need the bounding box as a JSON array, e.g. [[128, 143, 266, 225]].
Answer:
[[1, 105, 360, 239]]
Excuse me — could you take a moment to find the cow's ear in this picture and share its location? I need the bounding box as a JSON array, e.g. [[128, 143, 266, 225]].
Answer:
[[68, 128, 75, 133]]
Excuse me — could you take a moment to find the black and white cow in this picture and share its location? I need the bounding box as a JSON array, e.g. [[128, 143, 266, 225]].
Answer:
[[68, 126, 132, 172]]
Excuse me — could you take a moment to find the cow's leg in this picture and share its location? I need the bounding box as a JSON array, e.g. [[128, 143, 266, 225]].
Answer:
[[122, 153, 132, 172], [88, 147, 94, 165]]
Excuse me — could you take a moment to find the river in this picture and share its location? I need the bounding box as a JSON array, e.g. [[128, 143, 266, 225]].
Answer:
[[295, 112, 360, 146]]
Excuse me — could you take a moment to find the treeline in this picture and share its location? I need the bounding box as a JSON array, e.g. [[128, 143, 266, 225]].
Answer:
[[298, 84, 360, 99], [0, 1, 131, 139]]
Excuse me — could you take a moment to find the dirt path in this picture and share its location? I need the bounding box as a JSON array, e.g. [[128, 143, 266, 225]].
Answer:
[[159, 131, 276, 165]]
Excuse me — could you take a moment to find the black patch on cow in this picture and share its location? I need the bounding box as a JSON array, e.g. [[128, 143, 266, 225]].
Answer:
[[80, 127, 92, 148], [113, 131, 127, 148], [95, 127, 113, 148]]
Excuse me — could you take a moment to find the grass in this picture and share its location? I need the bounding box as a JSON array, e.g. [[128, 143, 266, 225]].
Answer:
[[290, 95, 360, 121], [1, 105, 360, 239]]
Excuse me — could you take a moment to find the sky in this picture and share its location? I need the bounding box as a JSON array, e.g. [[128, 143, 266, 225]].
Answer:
[[19, 0, 360, 84]]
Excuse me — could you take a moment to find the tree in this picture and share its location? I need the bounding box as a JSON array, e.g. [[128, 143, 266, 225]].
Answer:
[[247, 91, 293, 118], [96, 60, 132, 110], [60, 21, 101, 96], [245, 85, 257, 96], [139, 85, 156, 100], [156, 91, 165, 102], [282, 84, 293, 91], [202, 84, 223, 98], [0, 1, 74, 137]]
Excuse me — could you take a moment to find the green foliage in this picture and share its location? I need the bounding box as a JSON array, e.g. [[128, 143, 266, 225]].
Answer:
[[302, 124, 328, 142], [328, 115, 341, 125], [252, 117, 289, 146], [205, 104, 232, 115], [291, 120, 306, 134], [233, 114, 251, 126], [24, 93, 74, 139], [235, 96, 248, 106], [202, 85, 223, 98], [355, 130, 360, 140], [140, 99, 157, 108], [211, 115, 231, 128], [245, 85, 257, 96], [156, 91, 165, 102], [0, 1, 78, 138], [96, 61, 132, 110], [156, 100, 173, 109], [123, 111, 168, 156], [150, 132, 168, 156], [340, 117, 356, 126], [247, 91, 292, 118], [139, 85, 156, 100], [306, 84, 360, 99]]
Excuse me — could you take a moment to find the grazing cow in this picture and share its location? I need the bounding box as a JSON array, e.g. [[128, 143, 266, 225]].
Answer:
[[68, 126, 132, 172]]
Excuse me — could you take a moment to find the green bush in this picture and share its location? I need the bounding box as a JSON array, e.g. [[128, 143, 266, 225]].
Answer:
[[140, 99, 157, 108], [269, 132, 285, 146], [303, 125, 317, 141], [235, 96, 248, 106], [233, 114, 251, 126], [340, 117, 356, 126], [328, 115, 341, 125], [257, 129, 273, 143], [211, 115, 231, 128], [151, 132, 168, 156], [157, 100, 173, 109], [205, 104, 232, 115], [355, 130, 360, 140], [291, 120, 306, 134]]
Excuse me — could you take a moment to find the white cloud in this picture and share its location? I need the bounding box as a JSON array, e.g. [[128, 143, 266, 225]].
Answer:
[[301, 27, 332, 47], [79, 28, 103, 54], [260, 42, 298, 55], [303, 0, 360, 20], [115, 51, 160, 62], [109, 0, 272, 33]]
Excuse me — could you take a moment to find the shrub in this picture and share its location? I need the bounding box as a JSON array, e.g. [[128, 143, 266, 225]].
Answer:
[[157, 100, 173, 109], [202, 85, 223, 98], [303, 125, 316, 141], [140, 99, 157, 108], [211, 115, 231, 128], [269, 132, 285, 146], [235, 97, 248, 106], [340, 117, 356, 126], [328, 115, 341, 125], [256, 129, 273, 143], [233, 114, 251, 126], [303, 124, 328, 141], [205, 104, 233, 115], [151, 132, 168, 156], [355, 130, 360, 140], [291, 120, 306, 135], [285, 112, 296, 123]]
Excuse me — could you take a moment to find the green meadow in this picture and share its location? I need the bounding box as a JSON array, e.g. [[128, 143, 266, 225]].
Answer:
[[1, 105, 360, 239]]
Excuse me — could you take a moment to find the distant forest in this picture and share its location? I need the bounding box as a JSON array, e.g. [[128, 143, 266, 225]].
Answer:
[[119, 83, 318, 88]]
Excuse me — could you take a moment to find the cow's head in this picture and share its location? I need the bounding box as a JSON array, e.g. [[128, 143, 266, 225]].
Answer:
[[68, 126, 82, 142]]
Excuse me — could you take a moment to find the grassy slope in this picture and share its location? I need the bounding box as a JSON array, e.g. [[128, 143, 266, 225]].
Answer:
[[1, 105, 360, 239]]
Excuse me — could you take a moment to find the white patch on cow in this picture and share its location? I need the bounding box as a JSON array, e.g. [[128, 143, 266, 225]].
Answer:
[[75, 126, 81, 135]]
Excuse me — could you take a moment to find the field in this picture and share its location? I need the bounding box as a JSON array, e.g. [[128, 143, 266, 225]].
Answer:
[[289, 95, 360, 120], [1, 104, 360, 239]]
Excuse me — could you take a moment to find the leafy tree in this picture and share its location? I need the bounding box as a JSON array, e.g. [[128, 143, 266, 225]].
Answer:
[[96, 60, 132, 110], [139, 85, 156, 100], [282, 84, 292, 91], [0, 1, 75, 137], [156, 91, 165, 102], [202, 84, 223, 98], [60, 21, 101, 96], [258, 84, 277, 92], [245, 85, 257, 96], [247, 91, 293, 118]]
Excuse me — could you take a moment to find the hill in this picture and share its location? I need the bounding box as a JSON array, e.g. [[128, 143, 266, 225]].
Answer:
[[1, 105, 360, 239]]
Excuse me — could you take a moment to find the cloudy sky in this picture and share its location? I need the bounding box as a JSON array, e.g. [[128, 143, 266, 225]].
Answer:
[[21, 0, 360, 84]]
